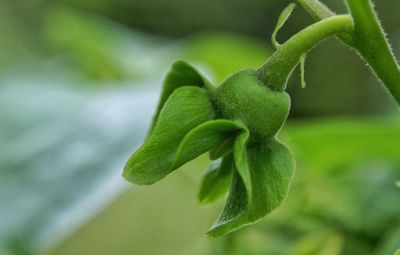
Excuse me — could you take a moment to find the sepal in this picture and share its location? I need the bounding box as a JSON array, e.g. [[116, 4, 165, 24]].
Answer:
[[149, 60, 213, 135], [208, 138, 295, 236], [123, 86, 215, 184]]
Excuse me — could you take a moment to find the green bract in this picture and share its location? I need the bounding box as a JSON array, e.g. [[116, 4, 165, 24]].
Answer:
[[123, 61, 295, 235], [123, 0, 400, 237]]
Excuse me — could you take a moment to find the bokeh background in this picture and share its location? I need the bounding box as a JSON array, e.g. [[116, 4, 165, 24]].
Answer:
[[1, 0, 400, 254]]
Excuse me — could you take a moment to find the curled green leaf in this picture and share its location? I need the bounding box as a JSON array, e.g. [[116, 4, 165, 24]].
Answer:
[[149, 60, 213, 135], [208, 138, 295, 236], [123, 86, 215, 184]]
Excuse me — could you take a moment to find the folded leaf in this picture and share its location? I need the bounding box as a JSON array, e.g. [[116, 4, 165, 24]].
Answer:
[[173, 119, 243, 168], [123, 86, 215, 184], [208, 138, 295, 236], [198, 154, 233, 205], [149, 60, 212, 135], [246, 139, 295, 221]]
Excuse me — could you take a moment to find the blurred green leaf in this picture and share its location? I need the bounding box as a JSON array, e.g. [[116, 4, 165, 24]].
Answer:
[[283, 118, 400, 171], [376, 226, 400, 255], [43, 6, 168, 81]]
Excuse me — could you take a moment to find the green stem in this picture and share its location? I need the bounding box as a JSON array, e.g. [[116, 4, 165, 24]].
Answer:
[[256, 15, 354, 91], [347, 0, 400, 104], [296, 0, 353, 45], [298, 0, 400, 104], [297, 0, 334, 20]]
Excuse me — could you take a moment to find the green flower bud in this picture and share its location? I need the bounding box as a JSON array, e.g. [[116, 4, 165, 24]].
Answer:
[[123, 62, 295, 237], [215, 69, 290, 140]]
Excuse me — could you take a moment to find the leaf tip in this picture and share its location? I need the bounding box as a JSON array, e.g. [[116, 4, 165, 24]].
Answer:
[[122, 156, 158, 185], [272, 2, 296, 49]]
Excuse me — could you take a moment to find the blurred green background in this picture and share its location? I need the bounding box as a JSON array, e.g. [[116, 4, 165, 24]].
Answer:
[[0, 0, 399, 254]]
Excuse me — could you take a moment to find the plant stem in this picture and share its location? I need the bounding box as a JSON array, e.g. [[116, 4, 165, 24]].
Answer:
[[256, 15, 353, 91], [297, 0, 334, 20], [346, 0, 400, 104], [296, 0, 354, 45], [297, 0, 400, 104]]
